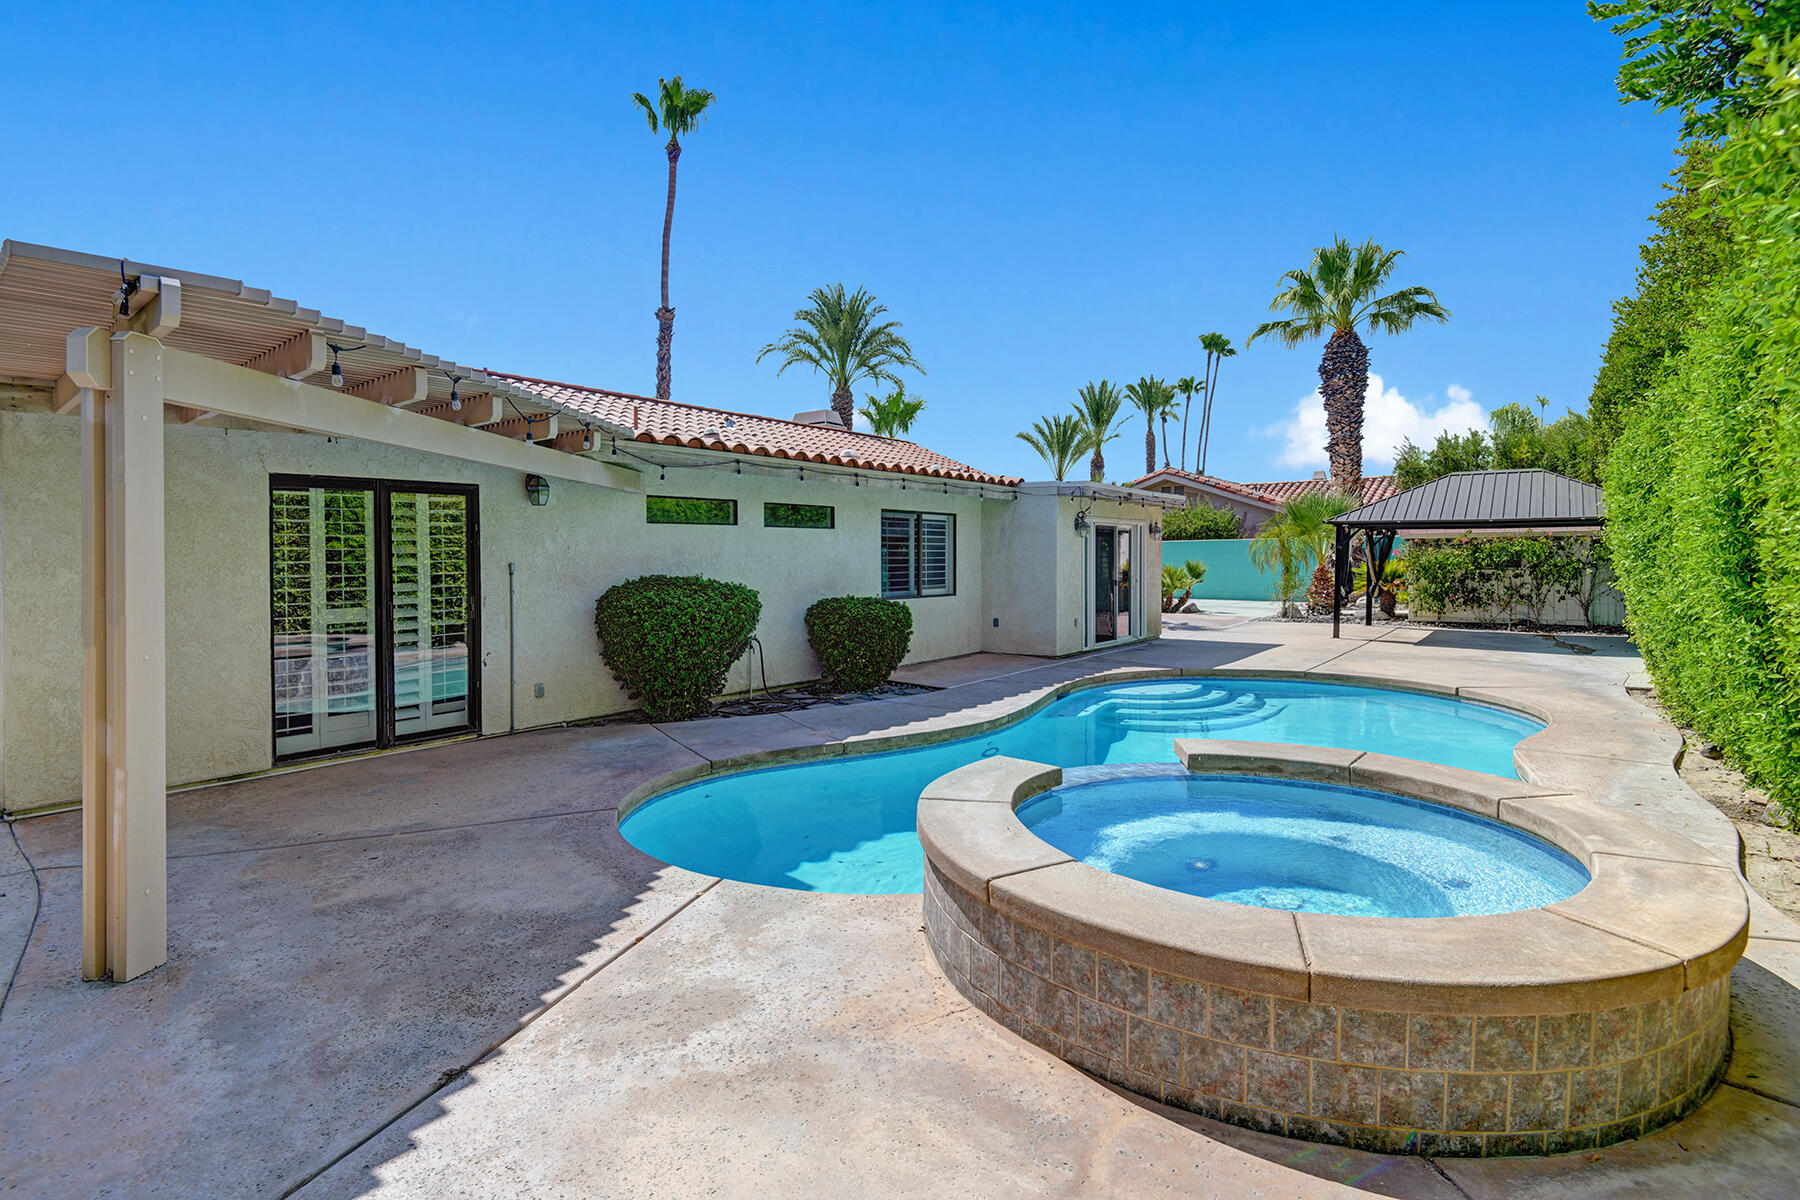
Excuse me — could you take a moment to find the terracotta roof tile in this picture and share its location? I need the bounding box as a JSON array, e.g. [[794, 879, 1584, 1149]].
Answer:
[[494, 372, 1021, 486]]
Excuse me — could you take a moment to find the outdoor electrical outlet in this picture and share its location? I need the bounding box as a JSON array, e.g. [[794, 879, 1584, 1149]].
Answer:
[[992, 617, 999, 627], [534, 683, 545, 699]]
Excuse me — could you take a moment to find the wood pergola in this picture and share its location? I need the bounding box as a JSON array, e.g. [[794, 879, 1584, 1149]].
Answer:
[[1327, 469, 1606, 638]]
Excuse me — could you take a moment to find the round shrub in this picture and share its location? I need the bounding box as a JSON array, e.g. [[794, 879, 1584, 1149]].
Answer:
[[805, 596, 914, 692], [594, 574, 761, 721]]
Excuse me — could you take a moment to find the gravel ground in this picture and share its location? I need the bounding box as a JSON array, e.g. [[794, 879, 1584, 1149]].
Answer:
[[1633, 690, 1800, 923]]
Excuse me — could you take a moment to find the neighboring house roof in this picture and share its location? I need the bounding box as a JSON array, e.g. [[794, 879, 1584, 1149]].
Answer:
[[1332, 469, 1604, 530], [1127, 467, 1397, 508], [1243, 474, 1398, 506], [496, 372, 1022, 486]]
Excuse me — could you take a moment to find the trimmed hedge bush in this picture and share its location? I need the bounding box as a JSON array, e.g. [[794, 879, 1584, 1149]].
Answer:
[[1605, 45, 1800, 814], [1406, 535, 1602, 626], [594, 574, 761, 721], [805, 595, 914, 691], [1161, 504, 1243, 540]]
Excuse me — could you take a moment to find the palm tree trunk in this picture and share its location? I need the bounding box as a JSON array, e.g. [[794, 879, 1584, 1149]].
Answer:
[[1144, 425, 1156, 476], [655, 139, 682, 400], [1089, 445, 1105, 484], [1319, 327, 1369, 495], [1160, 415, 1171, 468], [1178, 396, 1190, 471], [1199, 359, 1216, 473], [830, 383, 854, 430]]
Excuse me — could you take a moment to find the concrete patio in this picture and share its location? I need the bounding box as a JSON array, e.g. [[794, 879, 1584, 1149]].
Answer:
[[2, 616, 1796, 1198]]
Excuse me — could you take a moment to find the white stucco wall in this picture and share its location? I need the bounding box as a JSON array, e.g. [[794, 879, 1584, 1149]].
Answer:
[[0, 412, 1001, 813]]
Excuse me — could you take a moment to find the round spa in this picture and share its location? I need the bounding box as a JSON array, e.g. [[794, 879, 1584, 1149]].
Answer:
[[917, 741, 1749, 1157]]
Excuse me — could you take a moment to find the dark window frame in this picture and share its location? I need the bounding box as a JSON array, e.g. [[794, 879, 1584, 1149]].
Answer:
[[880, 509, 956, 599], [763, 501, 836, 529], [268, 473, 482, 762], [646, 495, 738, 525]]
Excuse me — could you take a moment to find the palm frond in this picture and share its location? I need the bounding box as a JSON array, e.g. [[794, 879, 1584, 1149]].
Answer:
[[1016, 414, 1094, 481], [1072, 380, 1125, 444], [630, 92, 658, 133], [757, 283, 923, 393]]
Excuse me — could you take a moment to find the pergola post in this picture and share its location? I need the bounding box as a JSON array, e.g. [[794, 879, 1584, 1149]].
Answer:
[[78, 329, 168, 981]]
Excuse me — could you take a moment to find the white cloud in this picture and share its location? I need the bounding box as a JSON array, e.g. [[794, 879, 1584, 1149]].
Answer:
[[1261, 375, 1487, 469]]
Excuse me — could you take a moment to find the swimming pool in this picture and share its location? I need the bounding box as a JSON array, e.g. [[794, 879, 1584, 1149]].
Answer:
[[619, 676, 1543, 894], [1016, 768, 1588, 917]]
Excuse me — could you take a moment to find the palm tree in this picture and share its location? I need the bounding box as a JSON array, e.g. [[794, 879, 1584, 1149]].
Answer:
[[1072, 380, 1125, 483], [1174, 376, 1201, 471], [630, 76, 716, 400], [1246, 238, 1448, 494], [1016, 414, 1093, 481], [858, 380, 926, 438], [1195, 332, 1236, 475], [1124, 377, 1176, 476], [757, 284, 924, 431], [1248, 492, 1355, 617]]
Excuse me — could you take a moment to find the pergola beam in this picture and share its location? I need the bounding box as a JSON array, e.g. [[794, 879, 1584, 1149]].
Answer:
[[413, 394, 504, 427], [242, 329, 328, 380], [346, 365, 427, 406], [161, 346, 637, 489]]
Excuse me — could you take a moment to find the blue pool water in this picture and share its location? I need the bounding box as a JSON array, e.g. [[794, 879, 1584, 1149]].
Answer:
[[1018, 769, 1587, 917], [620, 677, 1544, 894]]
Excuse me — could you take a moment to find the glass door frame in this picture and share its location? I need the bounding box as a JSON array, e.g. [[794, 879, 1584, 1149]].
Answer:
[[1084, 521, 1146, 650], [269, 473, 483, 762]]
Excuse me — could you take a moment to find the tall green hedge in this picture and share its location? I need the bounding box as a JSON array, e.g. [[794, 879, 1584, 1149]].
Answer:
[[594, 574, 761, 721], [1606, 45, 1800, 813], [805, 596, 914, 691]]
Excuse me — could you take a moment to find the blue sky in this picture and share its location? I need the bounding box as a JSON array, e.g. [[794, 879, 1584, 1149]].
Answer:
[[4, 3, 1675, 483]]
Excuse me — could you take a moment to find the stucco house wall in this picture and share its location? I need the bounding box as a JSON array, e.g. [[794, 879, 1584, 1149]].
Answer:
[[0, 411, 1008, 813]]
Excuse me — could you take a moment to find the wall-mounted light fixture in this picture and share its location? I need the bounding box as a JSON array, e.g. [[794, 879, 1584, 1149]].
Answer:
[[525, 474, 550, 506], [1073, 508, 1089, 534], [1148, 521, 1161, 537]]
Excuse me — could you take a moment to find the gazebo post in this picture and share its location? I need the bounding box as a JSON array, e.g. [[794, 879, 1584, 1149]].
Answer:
[[1331, 524, 1350, 639], [1364, 530, 1374, 627]]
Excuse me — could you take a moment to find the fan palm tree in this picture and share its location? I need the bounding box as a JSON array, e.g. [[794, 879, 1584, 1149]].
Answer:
[[1195, 332, 1236, 475], [1124, 377, 1176, 476], [1072, 380, 1125, 483], [1246, 238, 1448, 494], [757, 284, 924, 431], [630, 76, 716, 400], [1174, 376, 1201, 471], [858, 380, 926, 438], [1248, 492, 1356, 617], [1016, 414, 1093, 481]]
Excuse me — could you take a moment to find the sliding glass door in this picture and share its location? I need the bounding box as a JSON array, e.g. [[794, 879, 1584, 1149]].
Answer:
[[272, 477, 479, 760], [1089, 525, 1138, 647]]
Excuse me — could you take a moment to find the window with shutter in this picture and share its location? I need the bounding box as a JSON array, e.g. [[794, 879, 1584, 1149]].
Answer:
[[880, 510, 955, 599]]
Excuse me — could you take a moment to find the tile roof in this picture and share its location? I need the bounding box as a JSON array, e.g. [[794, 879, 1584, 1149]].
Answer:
[[1243, 474, 1398, 505], [1128, 468, 1397, 506], [495, 372, 1021, 486]]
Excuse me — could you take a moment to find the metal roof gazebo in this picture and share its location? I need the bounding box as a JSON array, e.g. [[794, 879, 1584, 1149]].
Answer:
[[1327, 469, 1606, 638]]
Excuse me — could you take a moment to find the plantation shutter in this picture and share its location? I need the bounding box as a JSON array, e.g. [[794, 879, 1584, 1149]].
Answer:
[[881, 512, 915, 598], [919, 514, 952, 596]]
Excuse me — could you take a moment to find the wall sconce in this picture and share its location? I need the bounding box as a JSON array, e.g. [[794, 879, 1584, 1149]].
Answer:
[[1073, 508, 1089, 534], [525, 474, 550, 506], [1149, 521, 1161, 537]]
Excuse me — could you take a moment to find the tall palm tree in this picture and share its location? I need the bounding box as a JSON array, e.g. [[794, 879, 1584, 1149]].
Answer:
[[1246, 238, 1448, 494], [1016, 414, 1094, 481], [1195, 332, 1236, 474], [1174, 376, 1201, 471], [757, 284, 924, 430], [858, 380, 926, 438], [1124, 377, 1176, 476], [1072, 380, 1125, 483], [1248, 492, 1355, 617], [630, 76, 716, 400]]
